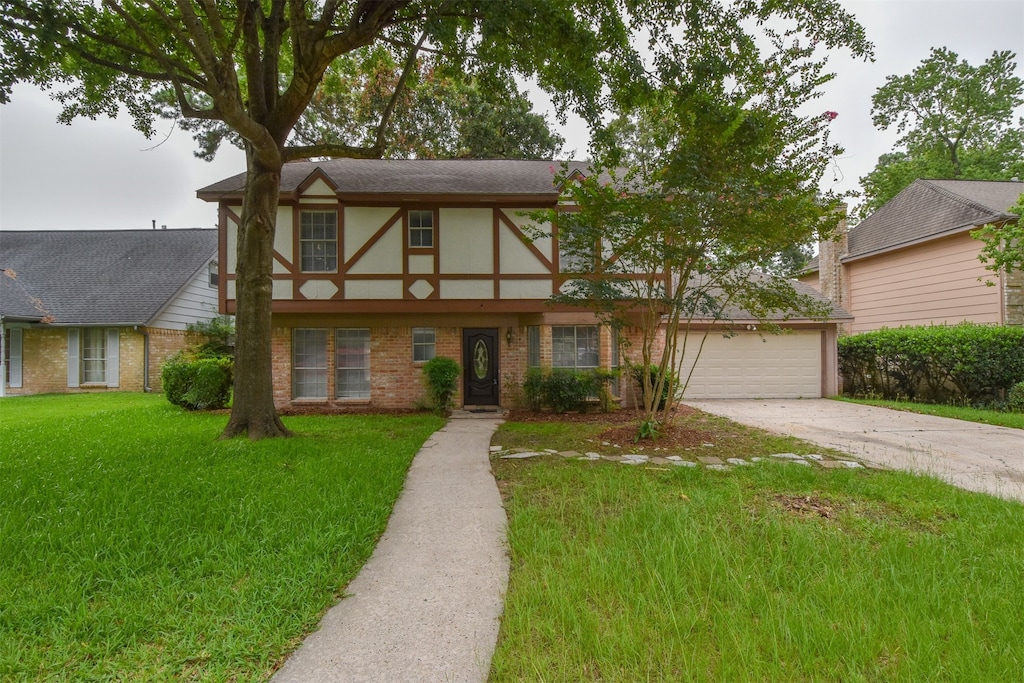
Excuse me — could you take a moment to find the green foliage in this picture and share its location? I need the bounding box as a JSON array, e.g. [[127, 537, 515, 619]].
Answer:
[[1009, 382, 1024, 413], [161, 353, 233, 411], [521, 369, 618, 414], [630, 364, 677, 410], [973, 193, 1024, 277], [186, 315, 234, 359], [838, 324, 1024, 404], [857, 48, 1024, 218], [634, 417, 661, 442], [421, 356, 461, 415]]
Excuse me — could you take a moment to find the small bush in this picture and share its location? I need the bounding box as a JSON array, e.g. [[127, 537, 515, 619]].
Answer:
[[519, 369, 618, 413], [1009, 382, 1024, 413], [523, 368, 545, 411], [542, 370, 591, 413], [422, 356, 461, 415], [630, 364, 677, 410], [161, 354, 233, 410], [187, 315, 235, 358]]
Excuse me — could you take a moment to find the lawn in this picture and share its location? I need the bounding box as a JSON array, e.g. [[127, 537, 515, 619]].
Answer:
[[0, 393, 442, 681], [489, 411, 1024, 682], [838, 396, 1024, 430]]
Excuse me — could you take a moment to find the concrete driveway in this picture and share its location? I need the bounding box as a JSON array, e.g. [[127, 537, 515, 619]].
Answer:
[[685, 399, 1024, 503]]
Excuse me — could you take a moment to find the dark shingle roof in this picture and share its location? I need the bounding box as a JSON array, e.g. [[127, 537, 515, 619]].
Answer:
[[0, 230, 217, 325], [197, 158, 593, 200], [0, 269, 49, 321], [846, 178, 1024, 261]]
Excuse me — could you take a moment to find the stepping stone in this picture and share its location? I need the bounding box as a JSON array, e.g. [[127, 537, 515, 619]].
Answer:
[[671, 460, 698, 468], [489, 445, 503, 452], [838, 461, 864, 469], [770, 453, 805, 460], [804, 454, 824, 461], [501, 451, 543, 459], [819, 460, 847, 469], [698, 456, 723, 465], [584, 452, 601, 459], [750, 457, 763, 462], [622, 454, 649, 462], [726, 458, 752, 466], [786, 460, 811, 466], [543, 449, 559, 454], [702, 443, 715, 448], [602, 455, 624, 462], [650, 457, 670, 465], [706, 464, 731, 471], [665, 455, 683, 461], [559, 450, 582, 458]]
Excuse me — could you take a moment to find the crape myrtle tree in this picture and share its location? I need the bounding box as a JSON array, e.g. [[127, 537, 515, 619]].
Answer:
[[535, 6, 870, 432], [857, 48, 1024, 220], [0, 0, 640, 438], [973, 193, 1024, 280]]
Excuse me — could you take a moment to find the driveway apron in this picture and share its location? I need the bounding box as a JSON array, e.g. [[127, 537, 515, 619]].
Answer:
[[272, 414, 508, 683], [686, 399, 1024, 502]]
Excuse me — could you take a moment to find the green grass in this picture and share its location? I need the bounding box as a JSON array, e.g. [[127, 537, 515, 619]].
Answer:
[[489, 416, 1024, 682], [0, 393, 442, 681], [838, 396, 1024, 429]]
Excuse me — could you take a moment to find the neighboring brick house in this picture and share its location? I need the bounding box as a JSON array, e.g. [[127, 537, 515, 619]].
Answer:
[[198, 158, 845, 409], [1, 230, 219, 396], [801, 179, 1024, 334]]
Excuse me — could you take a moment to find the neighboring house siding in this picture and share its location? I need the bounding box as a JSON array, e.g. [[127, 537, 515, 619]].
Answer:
[[846, 232, 1001, 333], [149, 264, 219, 330], [800, 271, 820, 290]]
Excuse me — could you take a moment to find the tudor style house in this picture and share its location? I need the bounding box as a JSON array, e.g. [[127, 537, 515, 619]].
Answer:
[[1, 229, 218, 396], [801, 179, 1024, 334], [199, 158, 844, 409]]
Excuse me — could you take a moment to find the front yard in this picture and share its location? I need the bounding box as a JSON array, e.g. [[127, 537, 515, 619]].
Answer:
[[0, 393, 441, 681], [489, 410, 1024, 681]]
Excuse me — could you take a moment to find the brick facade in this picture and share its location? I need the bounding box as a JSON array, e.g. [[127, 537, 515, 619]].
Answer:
[[6, 326, 192, 396]]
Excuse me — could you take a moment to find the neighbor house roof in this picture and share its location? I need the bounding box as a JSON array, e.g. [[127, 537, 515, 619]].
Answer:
[[0, 230, 217, 325], [196, 158, 596, 201], [804, 178, 1024, 272], [847, 178, 1023, 261]]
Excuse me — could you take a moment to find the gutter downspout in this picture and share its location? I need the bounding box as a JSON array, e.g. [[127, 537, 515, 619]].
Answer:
[[0, 316, 6, 398], [139, 326, 151, 392]]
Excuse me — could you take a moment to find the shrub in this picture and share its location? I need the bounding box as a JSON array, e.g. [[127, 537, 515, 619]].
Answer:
[[422, 356, 461, 415], [519, 369, 619, 413], [186, 315, 235, 358], [630, 364, 677, 410], [523, 368, 545, 411], [1010, 382, 1024, 413], [161, 354, 233, 410], [541, 370, 591, 413], [838, 323, 1024, 404]]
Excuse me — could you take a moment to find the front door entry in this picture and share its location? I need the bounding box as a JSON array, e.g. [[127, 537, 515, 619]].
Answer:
[[463, 328, 499, 406]]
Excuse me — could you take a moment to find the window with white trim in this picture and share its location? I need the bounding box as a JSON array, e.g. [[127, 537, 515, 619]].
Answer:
[[67, 328, 119, 387], [336, 328, 371, 399], [409, 210, 434, 248], [412, 327, 436, 362], [552, 326, 599, 370], [300, 211, 338, 272], [293, 329, 328, 399]]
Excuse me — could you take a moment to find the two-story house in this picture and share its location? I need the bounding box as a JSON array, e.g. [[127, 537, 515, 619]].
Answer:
[[198, 159, 843, 408]]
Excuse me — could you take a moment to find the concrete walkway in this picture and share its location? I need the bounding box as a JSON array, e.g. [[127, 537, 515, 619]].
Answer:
[[272, 413, 509, 683], [686, 399, 1024, 502]]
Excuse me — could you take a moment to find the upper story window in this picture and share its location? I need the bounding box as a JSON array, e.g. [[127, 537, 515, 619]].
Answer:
[[409, 210, 434, 248], [300, 211, 338, 272], [208, 261, 219, 288]]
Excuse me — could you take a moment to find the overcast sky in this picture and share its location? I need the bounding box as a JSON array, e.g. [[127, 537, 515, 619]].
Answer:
[[1, 0, 1022, 232]]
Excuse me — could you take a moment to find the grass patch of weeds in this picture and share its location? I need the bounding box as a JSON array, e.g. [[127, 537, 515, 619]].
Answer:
[[490, 415, 1024, 682], [838, 396, 1024, 430], [0, 393, 442, 681]]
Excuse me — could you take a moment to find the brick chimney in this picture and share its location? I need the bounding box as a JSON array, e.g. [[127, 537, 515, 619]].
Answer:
[[818, 207, 849, 312]]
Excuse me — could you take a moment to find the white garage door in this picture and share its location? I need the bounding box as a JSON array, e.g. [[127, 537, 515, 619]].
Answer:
[[676, 330, 822, 399]]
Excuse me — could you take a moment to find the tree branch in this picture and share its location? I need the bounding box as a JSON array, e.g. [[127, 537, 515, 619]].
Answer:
[[374, 29, 427, 150], [283, 142, 384, 162]]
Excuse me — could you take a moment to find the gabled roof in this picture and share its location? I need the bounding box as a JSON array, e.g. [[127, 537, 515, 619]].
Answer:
[[0, 230, 217, 325], [196, 158, 594, 201], [0, 269, 49, 322], [846, 178, 1024, 261]]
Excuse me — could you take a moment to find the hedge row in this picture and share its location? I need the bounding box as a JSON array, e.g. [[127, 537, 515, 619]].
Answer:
[[838, 323, 1024, 403], [162, 354, 233, 410]]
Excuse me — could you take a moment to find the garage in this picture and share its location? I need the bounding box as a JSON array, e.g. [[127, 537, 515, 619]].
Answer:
[[676, 330, 823, 399]]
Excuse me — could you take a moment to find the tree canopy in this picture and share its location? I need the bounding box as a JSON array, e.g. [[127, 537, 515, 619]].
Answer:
[[857, 47, 1024, 219], [0, 0, 870, 438]]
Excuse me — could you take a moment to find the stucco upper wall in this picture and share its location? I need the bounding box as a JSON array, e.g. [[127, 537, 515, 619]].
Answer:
[[846, 231, 1001, 333]]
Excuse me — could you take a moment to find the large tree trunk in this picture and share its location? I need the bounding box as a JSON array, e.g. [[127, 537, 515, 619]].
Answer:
[[221, 150, 292, 439]]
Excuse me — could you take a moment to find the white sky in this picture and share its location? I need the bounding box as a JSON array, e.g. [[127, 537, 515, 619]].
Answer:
[[0, 0, 1022, 231]]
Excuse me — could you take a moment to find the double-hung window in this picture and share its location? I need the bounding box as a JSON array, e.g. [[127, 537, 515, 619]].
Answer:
[[409, 210, 434, 248], [336, 328, 371, 399], [551, 326, 599, 370], [300, 211, 338, 272], [293, 329, 328, 399], [412, 328, 436, 362], [67, 328, 119, 387]]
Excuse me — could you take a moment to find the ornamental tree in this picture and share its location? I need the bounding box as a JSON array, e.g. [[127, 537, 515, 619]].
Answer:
[[536, 13, 869, 431]]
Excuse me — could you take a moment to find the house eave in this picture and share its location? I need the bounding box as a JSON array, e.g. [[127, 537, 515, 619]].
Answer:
[[842, 214, 1012, 264]]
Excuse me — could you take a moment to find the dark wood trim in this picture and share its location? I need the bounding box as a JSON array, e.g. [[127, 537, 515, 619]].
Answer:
[[344, 208, 403, 274], [218, 203, 228, 314], [293, 167, 339, 199], [496, 208, 554, 272]]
